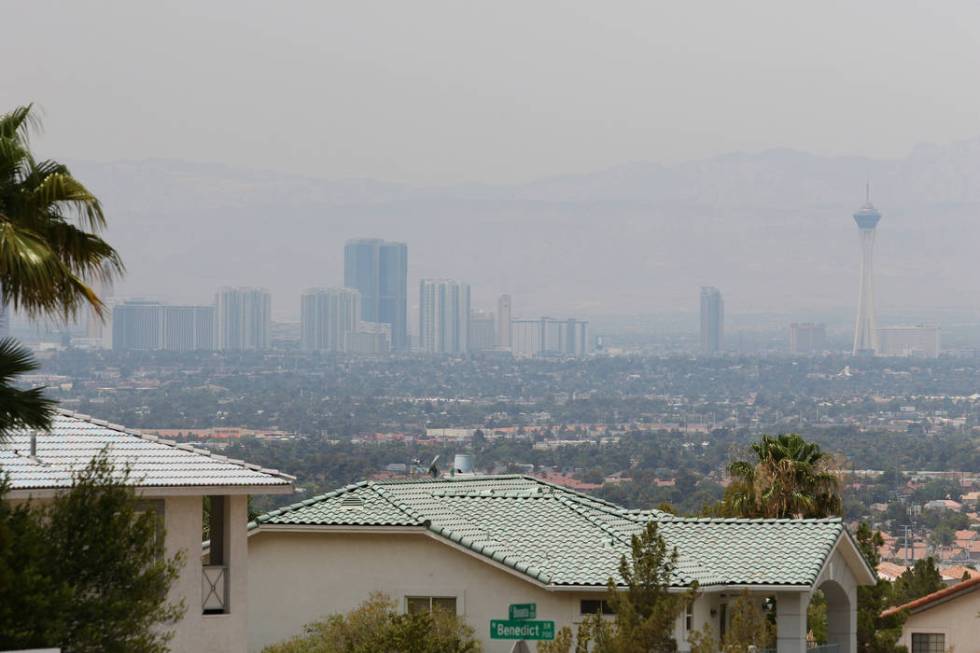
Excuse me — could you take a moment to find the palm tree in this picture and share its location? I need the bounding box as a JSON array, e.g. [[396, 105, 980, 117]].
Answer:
[[0, 104, 123, 439], [726, 433, 842, 519]]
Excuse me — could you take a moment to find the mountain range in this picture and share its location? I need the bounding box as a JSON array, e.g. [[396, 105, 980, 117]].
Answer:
[[70, 137, 980, 324]]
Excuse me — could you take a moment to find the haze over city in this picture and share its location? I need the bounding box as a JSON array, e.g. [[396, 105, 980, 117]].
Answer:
[[6, 3, 980, 653], [6, 1, 980, 322]]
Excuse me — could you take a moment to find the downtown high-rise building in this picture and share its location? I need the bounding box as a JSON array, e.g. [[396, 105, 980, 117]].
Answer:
[[215, 287, 271, 351], [162, 305, 215, 352], [344, 239, 407, 350], [789, 322, 826, 355], [852, 191, 882, 356], [300, 288, 361, 352], [112, 301, 215, 351], [510, 317, 590, 358], [468, 310, 496, 352], [700, 287, 723, 354], [112, 300, 164, 351], [496, 294, 512, 350], [419, 279, 470, 354], [878, 325, 940, 358]]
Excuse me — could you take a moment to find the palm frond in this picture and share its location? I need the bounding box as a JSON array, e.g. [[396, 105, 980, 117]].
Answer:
[[0, 221, 103, 320], [0, 337, 54, 442], [0, 104, 40, 142], [27, 170, 107, 231]]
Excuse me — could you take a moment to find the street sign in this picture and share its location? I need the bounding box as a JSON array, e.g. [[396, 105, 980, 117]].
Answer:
[[490, 619, 555, 641], [508, 603, 536, 620]]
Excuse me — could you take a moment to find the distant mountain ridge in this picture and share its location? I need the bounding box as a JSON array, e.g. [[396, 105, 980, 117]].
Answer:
[[69, 137, 980, 321]]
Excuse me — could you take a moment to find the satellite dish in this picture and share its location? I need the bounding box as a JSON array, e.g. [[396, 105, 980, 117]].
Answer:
[[428, 455, 441, 478]]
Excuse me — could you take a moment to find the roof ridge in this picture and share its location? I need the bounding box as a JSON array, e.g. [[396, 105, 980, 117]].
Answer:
[[55, 408, 296, 484], [368, 482, 428, 525], [555, 495, 633, 547], [372, 474, 527, 486], [524, 475, 625, 509], [554, 495, 699, 586], [654, 515, 844, 524]]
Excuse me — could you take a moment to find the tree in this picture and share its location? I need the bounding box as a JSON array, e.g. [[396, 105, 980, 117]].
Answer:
[[0, 104, 123, 439], [891, 558, 944, 608], [262, 593, 480, 653], [0, 104, 123, 320], [584, 522, 694, 653], [0, 337, 56, 440], [684, 592, 774, 653], [853, 522, 906, 653], [725, 433, 842, 519], [0, 453, 184, 652]]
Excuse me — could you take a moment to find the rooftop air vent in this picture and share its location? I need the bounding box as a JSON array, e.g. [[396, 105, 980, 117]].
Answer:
[[340, 496, 365, 510]]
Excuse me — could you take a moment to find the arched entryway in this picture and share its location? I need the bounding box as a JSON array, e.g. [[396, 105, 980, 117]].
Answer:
[[819, 579, 853, 653]]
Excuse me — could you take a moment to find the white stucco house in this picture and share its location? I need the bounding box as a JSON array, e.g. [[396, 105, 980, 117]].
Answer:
[[247, 474, 875, 653], [882, 575, 980, 653], [0, 410, 295, 653]]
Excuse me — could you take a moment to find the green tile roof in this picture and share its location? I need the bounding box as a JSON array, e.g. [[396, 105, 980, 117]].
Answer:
[[251, 475, 845, 589]]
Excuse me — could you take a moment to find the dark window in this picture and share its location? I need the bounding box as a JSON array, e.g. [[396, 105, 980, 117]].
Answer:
[[685, 601, 694, 631], [911, 633, 945, 653], [406, 596, 457, 615], [580, 600, 615, 615]]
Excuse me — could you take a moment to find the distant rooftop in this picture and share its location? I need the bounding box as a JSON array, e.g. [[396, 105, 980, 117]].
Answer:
[[0, 410, 295, 497]]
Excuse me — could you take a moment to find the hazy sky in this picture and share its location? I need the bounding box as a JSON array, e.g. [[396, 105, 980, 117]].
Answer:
[[5, 1, 980, 185]]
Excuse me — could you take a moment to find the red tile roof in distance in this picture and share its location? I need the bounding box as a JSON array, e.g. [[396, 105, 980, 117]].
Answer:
[[881, 576, 980, 618]]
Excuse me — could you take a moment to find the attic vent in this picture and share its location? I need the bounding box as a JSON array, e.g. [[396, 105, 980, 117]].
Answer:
[[340, 497, 364, 510]]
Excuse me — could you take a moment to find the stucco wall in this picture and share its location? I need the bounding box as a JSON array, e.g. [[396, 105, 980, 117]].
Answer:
[[896, 587, 980, 652], [165, 494, 250, 653], [246, 529, 725, 653]]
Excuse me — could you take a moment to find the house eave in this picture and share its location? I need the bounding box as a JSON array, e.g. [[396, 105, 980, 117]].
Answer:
[[5, 482, 294, 500]]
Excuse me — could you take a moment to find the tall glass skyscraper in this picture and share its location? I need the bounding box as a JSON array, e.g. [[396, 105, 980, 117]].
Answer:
[[700, 286, 723, 354], [344, 239, 407, 350]]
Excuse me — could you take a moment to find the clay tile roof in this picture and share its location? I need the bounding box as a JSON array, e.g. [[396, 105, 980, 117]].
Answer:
[[882, 576, 980, 617]]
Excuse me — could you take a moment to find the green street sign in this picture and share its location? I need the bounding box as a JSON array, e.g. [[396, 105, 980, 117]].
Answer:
[[490, 619, 555, 641], [509, 603, 536, 620]]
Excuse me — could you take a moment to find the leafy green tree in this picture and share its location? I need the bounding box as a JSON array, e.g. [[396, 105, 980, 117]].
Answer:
[[891, 558, 944, 608], [0, 453, 184, 652], [262, 593, 480, 653], [725, 433, 842, 518], [853, 523, 906, 653]]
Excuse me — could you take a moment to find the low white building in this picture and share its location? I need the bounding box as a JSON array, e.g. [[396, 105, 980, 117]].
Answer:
[[0, 410, 294, 653], [247, 475, 874, 653]]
